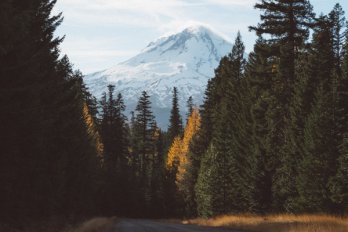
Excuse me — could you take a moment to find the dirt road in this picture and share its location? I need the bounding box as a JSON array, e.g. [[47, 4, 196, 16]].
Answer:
[[114, 219, 239, 232]]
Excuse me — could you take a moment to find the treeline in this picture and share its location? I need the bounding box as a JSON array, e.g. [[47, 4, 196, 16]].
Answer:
[[0, 0, 191, 222], [2, 0, 348, 228], [94, 85, 200, 218], [1, 0, 102, 225], [0, 0, 196, 222], [171, 0, 348, 217]]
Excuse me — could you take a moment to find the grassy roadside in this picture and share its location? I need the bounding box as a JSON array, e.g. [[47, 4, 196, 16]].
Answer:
[[185, 214, 348, 232]]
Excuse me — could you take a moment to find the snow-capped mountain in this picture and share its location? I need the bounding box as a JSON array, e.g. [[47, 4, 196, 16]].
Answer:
[[84, 25, 233, 128]]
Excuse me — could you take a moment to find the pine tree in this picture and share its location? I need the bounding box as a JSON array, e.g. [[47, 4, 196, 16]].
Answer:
[[134, 91, 156, 174], [186, 96, 194, 123], [343, 33, 348, 79], [211, 33, 250, 214], [195, 144, 217, 217], [133, 91, 158, 214], [241, 38, 278, 213], [329, 135, 348, 214], [272, 51, 310, 212], [329, 3, 346, 76], [250, 0, 314, 90], [168, 87, 183, 142], [249, 1, 314, 212], [99, 85, 129, 215], [295, 16, 340, 213], [0, 0, 100, 220], [297, 84, 335, 212]]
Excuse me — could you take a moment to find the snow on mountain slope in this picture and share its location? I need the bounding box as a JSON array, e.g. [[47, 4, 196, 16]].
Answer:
[[84, 25, 233, 128]]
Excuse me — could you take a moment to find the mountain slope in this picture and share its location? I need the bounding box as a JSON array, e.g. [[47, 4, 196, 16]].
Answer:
[[84, 25, 233, 128]]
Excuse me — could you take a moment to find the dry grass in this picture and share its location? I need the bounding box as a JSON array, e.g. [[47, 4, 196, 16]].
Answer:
[[186, 214, 348, 232], [68, 217, 118, 232]]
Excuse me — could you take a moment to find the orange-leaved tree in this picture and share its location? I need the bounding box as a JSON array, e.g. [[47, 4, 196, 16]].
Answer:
[[166, 108, 201, 189], [83, 102, 104, 161]]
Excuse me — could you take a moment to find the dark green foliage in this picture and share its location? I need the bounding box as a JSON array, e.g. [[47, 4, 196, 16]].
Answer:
[[329, 3, 346, 76], [2, 0, 348, 223], [195, 144, 217, 218], [250, 0, 314, 91], [186, 96, 194, 123], [192, 1, 348, 217], [130, 91, 167, 216], [297, 85, 336, 212], [329, 135, 348, 214], [0, 0, 100, 223], [98, 85, 130, 215], [168, 87, 183, 142]]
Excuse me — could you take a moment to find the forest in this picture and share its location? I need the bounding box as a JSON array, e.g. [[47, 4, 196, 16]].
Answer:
[[1, 0, 348, 230]]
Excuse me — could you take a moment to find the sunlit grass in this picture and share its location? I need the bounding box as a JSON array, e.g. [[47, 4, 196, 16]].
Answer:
[[186, 214, 348, 232]]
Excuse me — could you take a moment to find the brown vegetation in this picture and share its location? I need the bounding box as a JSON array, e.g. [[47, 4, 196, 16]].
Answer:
[[186, 214, 348, 232], [67, 217, 117, 232]]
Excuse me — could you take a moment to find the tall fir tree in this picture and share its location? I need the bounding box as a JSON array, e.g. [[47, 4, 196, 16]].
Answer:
[[0, 0, 100, 221], [99, 85, 130, 215], [168, 87, 183, 142], [329, 3, 346, 76], [132, 91, 158, 214], [186, 96, 194, 123]]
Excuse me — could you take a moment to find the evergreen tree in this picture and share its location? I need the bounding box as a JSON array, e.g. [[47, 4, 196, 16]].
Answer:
[[168, 87, 183, 142], [0, 0, 100, 221], [99, 85, 129, 215], [249, 1, 314, 212], [329, 3, 346, 76], [195, 144, 217, 217], [211, 33, 249, 214], [297, 85, 336, 212], [133, 91, 158, 214], [185, 79, 216, 216], [243, 38, 279, 213], [329, 135, 348, 214], [186, 96, 194, 123], [250, 0, 314, 91], [295, 16, 340, 213]]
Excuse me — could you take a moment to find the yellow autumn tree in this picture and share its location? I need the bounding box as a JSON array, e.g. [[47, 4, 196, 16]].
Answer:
[[177, 108, 200, 186], [166, 136, 183, 169], [83, 103, 104, 161], [166, 108, 201, 189]]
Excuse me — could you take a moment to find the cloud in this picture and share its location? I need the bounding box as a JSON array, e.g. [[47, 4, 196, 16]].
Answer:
[[204, 0, 256, 7], [54, 0, 258, 73]]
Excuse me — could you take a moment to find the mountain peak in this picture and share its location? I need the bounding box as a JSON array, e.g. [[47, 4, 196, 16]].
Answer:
[[143, 25, 230, 54], [182, 25, 213, 35], [84, 27, 234, 128]]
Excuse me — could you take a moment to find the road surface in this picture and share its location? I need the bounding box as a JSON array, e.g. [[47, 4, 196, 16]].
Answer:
[[114, 219, 240, 232]]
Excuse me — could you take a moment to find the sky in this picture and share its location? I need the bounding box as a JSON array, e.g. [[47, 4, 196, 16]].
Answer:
[[53, 0, 348, 74]]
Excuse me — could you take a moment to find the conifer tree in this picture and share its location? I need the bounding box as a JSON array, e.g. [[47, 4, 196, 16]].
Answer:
[[329, 3, 346, 76], [295, 15, 340, 213], [134, 91, 156, 174], [195, 144, 217, 217], [249, 1, 314, 212], [297, 85, 335, 212], [133, 91, 158, 213], [99, 85, 129, 215], [250, 0, 314, 89], [186, 96, 194, 123], [1, 0, 100, 220], [168, 87, 183, 142], [329, 136, 348, 214]]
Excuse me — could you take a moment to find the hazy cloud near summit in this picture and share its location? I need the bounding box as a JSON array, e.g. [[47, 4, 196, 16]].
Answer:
[[54, 0, 347, 73]]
